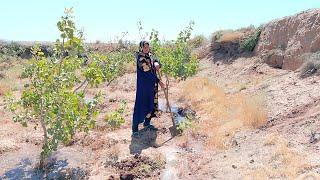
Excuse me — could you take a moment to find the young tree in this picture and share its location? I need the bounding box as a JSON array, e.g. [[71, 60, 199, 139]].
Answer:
[[4, 8, 127, 168], [149, 21, 199, 128]]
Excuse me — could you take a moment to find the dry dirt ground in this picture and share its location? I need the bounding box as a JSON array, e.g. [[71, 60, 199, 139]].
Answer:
[[1, 56, 320, 179]]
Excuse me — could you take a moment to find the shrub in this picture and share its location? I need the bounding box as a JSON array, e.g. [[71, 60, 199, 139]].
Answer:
[[299, 52, 320, 78], [104, 101, 127, 130], [188, 35, 207, 49], [240, 26, 262, 52]]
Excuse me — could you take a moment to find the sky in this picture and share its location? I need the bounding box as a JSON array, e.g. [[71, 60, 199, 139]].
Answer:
[[0, 0, 319, 43]]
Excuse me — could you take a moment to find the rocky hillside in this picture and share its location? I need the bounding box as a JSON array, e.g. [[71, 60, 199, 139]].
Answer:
[[256, 9, 320, 70], [209, 9, 320, 71]]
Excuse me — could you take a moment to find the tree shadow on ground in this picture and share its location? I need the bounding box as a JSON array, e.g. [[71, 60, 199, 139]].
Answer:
[[1, 158, 88, 180]]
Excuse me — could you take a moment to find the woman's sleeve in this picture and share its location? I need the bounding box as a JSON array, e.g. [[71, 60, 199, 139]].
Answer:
[[151, 54, 162, 68]]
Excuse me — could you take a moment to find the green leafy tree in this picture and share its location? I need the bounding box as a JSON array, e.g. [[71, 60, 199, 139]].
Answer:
[[148, 21, 199, 128], [150, 21, 198, 80], [4, 8, 125, 168]]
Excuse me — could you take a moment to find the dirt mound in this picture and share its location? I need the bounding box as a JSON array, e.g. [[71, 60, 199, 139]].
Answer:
[[106, 154, 165, 179], [210, 28, 255, 62], [255, 9, 320, 70]]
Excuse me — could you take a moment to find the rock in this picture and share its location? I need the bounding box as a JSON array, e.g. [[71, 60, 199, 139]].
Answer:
[[231, 139, 239, 147], [109, 98, 117, 102], [108, 175, 115, 180], [263, 49, 284, 68], [310, 131, 320, 144], [120, 173, 135, 180], [211, 40, 221, 50], [177, 107, 196, 119], [250, 159, 254, 163], [232, 165, 237, 169], [255, 9, 320, 70]]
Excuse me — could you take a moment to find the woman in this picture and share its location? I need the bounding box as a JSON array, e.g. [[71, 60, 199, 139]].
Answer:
[[132, 41, 165, 138]]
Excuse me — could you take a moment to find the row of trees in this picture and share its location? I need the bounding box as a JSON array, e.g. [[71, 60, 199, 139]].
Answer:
[[4, 8, 199, 168]]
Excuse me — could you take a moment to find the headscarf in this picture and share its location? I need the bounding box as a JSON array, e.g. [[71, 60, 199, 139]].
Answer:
[[139, 40, 149, 52]]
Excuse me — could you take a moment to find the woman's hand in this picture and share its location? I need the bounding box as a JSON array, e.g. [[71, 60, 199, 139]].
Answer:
[[159, 80, 166, 89], [154, 62, 160, 71]]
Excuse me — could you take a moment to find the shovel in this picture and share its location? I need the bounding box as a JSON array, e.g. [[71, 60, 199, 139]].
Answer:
[[157, 70, 181, 136]]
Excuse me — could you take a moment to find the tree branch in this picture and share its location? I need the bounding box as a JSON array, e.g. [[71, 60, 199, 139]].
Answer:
[[73, 79, 88, 93]]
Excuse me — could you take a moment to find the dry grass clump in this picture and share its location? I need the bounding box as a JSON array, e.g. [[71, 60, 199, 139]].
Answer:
[[245, 135, 311, 179], [179, 77, 267, 149]]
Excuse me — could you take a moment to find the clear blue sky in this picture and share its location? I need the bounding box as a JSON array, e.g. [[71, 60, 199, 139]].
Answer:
[[0, 0, 319, 42]]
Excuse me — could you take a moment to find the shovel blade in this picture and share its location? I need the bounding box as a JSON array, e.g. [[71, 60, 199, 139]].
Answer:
[[169, 126, 182, 137]]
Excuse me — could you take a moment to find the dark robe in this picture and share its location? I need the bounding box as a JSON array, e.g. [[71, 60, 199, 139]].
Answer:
[[132, 52, 160, 132]]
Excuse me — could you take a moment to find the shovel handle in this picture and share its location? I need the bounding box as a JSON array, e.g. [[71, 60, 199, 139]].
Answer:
[[157, 70, 176, 127]]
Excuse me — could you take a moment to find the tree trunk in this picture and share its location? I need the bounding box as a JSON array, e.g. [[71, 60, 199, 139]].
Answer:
[[39, 97, 48, 169]]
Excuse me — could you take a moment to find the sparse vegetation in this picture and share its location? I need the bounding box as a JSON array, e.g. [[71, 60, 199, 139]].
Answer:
[[245, 135, 311, 179], [0, 61, 26, 95], [212, 30, 229, 41], [104, 101, 127, 130], [176, 117, 194, 133], [299, 52, 320, 78], [179, 77, 267, 149], [188, 35, 207, 49], [0, 42, 26, 57], [240, 26, 262, 52], [218, 31, 243, 42], [0, 42, 54, 59]]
